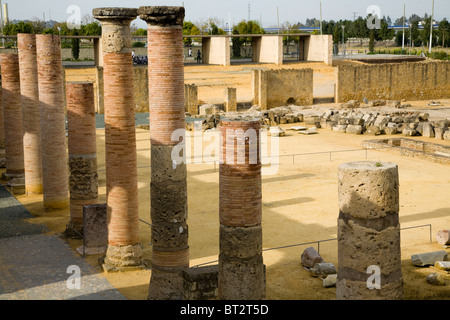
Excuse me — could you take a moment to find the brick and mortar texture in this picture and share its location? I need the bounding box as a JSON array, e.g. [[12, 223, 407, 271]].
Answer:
[[93, 7, 144, 271], [139, 6, 189, 300], [36, 35, 69, 210], [0, 53, 25, 181], [218, 119, 265, 300], [337, 161, 404, 300], [17, 33, 43, 194], [66, 82, 98, 236], [336, 61, 450, 103]]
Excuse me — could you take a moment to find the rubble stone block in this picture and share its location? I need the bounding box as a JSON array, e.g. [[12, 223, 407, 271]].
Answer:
[[310, 263, 337, 277], [83, 203, 108, 248], [411, 251, 448, 267], [182, 265, 218, 300], [301, 247, 324, 268], [436, 230, 450, 245]]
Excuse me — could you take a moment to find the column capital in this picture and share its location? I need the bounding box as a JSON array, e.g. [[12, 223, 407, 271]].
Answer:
[[92, 7, 138, 23], [138, 6, 185, 27]]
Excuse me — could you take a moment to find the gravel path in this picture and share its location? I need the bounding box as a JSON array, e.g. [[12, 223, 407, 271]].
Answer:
[[0, 185, 125, 300]]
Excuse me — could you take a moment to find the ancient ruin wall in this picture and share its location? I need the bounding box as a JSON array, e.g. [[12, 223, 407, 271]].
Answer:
[[336, 61, 450, 103], [252, 68, 313, 110]]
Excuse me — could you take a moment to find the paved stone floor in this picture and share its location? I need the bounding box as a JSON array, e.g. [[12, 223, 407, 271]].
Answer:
[[0, 185, 126, 300]]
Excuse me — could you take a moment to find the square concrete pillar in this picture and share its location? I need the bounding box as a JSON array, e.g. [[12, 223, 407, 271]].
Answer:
[[252, 35, 283, 65], [202, 36, 231, 66], [304, 35, 333, 66]]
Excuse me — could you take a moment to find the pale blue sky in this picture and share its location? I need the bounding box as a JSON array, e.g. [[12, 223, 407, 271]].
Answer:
[[5, 0, 449, 28]]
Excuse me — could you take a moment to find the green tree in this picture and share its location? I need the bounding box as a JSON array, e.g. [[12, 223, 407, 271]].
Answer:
[[438, 19, 449, 47], [71, 28, 80, 60], [421, 17, 438, 48], [3, 21, 33, 35], [81, 22, 102, 36], [183, 21, 201, 45], [369, 29, 375, 53], [233, 20, 265, 57]]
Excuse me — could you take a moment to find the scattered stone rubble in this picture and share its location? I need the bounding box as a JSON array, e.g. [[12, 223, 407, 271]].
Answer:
[[301, 247, 337, 288], [184, 101, 450, 141], [411, 230, 450, 287]]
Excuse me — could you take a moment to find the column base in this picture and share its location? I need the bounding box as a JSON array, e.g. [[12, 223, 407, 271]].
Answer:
[[148, 267, 185, 300], [26, 184, 44, 195], [43, 199, 69, 211], [101, 244, 147, 273]]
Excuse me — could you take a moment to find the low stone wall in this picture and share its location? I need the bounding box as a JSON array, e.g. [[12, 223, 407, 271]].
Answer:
[[336, 61, 450, 103], [252, 68, 314, 110]]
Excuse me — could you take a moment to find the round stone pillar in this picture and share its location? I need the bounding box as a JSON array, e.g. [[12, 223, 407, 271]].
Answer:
[[93, 8, 144, 271], [18, 33, 43, 195], [66, 82, 98, 236], [0, 53, 24, 183], [337, 161, 404, 300], [138, 6, 189, 300], [218, 118, 265, 300], [36, 34, 69, 210]]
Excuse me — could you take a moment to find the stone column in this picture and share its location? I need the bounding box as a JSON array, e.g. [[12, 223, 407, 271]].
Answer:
[[36, 34, 69, 210], [224, 87, 237, 112], [66, 82, 98, 236], [184, 84, 198, 115], [337, 161, 404, 300], [18, 33, 43, 194], [138, 6, 189, 300], [93, 8, 144, 271], [218, 118, 265, 300], [0, 53, 24, 183]]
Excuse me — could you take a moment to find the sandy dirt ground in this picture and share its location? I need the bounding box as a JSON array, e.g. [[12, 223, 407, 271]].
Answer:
[[10, 60, 450, 300]]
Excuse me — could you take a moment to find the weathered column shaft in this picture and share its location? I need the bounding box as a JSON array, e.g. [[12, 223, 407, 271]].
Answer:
[[0, 53, 24, 180], [66, 82, 98, 234], [18, 33, 43, 194], [224, 87, 237, 112], [139, 5, 189, 300], [337, 161, 404, 300], [93, 7, 143, 271], [36, 34, 69, 210], [218, 119, 265, 300]]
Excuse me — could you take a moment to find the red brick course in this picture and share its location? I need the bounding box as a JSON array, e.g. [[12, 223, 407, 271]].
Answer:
[[148, 27, 185, 146], [103, 52, 139, 246], [18, 33, 43, 194], [219, 120, 262, 227], [0, 53, 24, 177], [36, 34, 69, 210], [66, 82, 98, 228]]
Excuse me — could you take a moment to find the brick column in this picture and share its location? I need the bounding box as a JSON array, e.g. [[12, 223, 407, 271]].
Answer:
[[66, 82, 98, 236], [218, 118, 265, 300], [138, 6, 189, 300], [93, 8, 144, 271], [36, 35, 69, 210], [18, 33, 43, 194], [0, 53, 24, 183], [0, 77, 5, 167], [337, 161, 404, 300]]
